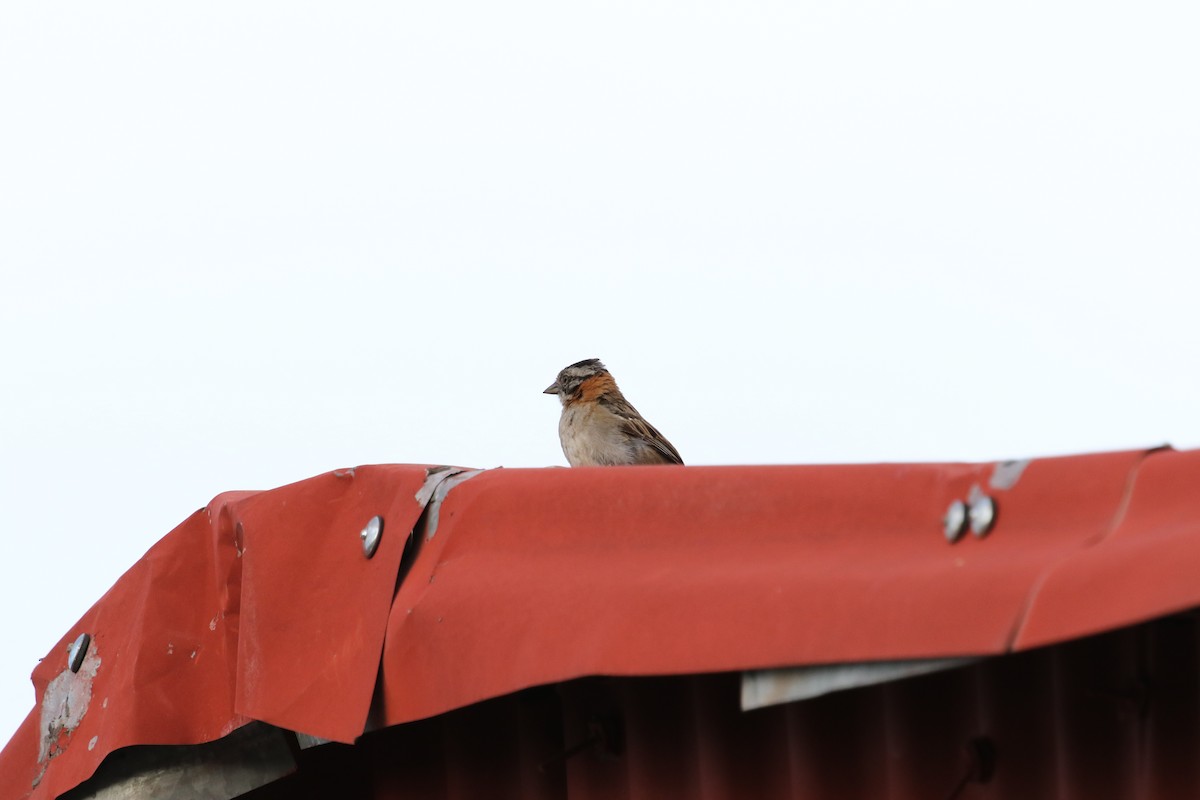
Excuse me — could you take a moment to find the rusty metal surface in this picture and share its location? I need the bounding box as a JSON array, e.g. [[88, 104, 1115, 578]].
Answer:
[[3, 447, 1200, 799]]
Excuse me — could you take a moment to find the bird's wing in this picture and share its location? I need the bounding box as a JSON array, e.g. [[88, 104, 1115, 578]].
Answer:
[[600, 396, 684, 465], [623, 416, 685, 464]]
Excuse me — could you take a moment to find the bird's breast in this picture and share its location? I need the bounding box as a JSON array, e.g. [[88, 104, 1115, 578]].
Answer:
[[558, 403, 636, 466]]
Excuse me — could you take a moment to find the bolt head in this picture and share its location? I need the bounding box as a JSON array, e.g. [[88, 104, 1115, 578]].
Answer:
[[943, 500, 968, 542], [68, 633, 91, 673], [360, 516, 384, 558], [969, 495, 997, 537]]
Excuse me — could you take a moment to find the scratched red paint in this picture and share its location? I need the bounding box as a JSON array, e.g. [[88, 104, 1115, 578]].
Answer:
[[1, 447, 1198, 799]]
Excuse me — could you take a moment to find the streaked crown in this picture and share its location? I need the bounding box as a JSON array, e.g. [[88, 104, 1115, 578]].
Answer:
[[546, 358, 608, 398]]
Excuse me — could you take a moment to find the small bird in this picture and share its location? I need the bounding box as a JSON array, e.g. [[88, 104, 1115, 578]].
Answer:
[[544, 358, 683, 466]]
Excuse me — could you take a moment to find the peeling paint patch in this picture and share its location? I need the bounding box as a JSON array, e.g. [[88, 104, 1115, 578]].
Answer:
[[423, 469, 484, 540], [990, 459, 1031, 490], [334, 467, 356, 479], [39, 642, 100, 764], [415, 466, 466, 505], [87, 736, 98, 751]]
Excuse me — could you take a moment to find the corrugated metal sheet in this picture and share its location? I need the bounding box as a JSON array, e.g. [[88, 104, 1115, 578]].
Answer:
[[3, 446, 1200, 799], [223, 614, 1200, 800]]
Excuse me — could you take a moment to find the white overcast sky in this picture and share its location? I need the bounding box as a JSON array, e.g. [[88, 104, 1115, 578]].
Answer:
[[2, 1, 1198, 748]]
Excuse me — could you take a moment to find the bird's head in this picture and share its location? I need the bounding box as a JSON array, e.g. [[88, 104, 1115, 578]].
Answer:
[[544, 358, 608, 402]]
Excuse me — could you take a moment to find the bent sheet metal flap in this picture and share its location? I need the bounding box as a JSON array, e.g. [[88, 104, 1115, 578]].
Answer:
[[0, 465, 439, 799], [0, 491, 256, 800], [232, 465, 434, 744]]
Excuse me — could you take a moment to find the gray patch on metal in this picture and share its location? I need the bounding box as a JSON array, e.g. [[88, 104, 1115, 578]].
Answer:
[[990, 459, 1030, 490], [40, 641, 101, 763], [57, 722, 296, 800], [424, 469, 484, 540], [741, 657, 980, 711], [415, 465, 466, 505], [414, 466, 485, 540]]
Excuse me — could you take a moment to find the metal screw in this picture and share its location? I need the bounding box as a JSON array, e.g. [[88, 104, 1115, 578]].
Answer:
[[68, 633, 90, 673], [360, 516, 384, 558], [969, 495, 997, 537], [944, 500, 968, 543]]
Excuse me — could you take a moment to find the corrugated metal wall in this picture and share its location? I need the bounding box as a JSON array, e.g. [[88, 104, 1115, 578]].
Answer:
[[243, 612, 1200, 800]]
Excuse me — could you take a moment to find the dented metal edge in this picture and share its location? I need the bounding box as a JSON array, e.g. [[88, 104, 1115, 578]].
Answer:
[[360, 467, 486, 737], [740, 657, 981, 711], [1003, 445, 1171, 651]]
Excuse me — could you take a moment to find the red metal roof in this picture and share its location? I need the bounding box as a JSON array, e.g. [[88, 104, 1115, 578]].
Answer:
[[3, 446, 1199, 799]]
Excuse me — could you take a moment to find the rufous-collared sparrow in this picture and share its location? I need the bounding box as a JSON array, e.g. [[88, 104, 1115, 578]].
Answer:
[[544, 358, 684, 466]]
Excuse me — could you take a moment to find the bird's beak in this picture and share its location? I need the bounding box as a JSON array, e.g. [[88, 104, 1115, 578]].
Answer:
[[543, 381, 560, 395]]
